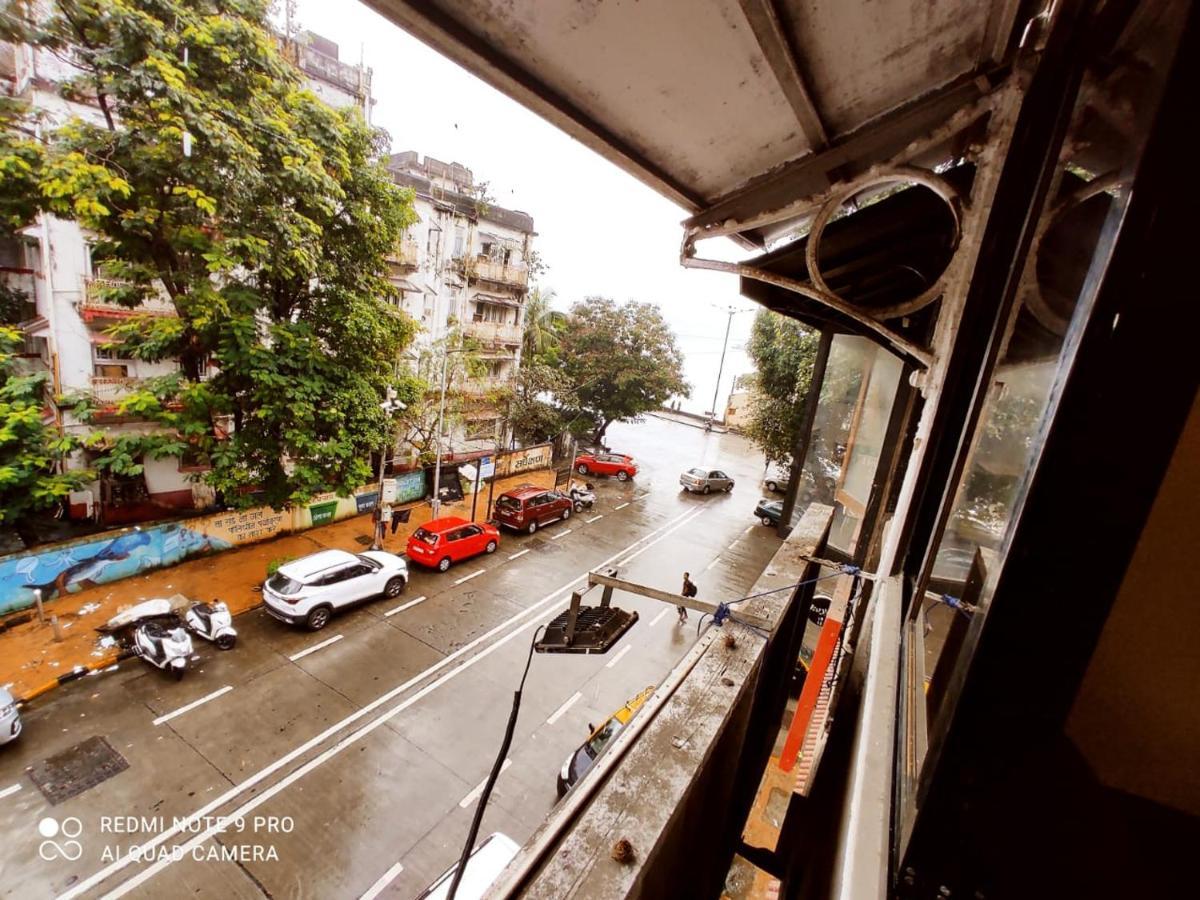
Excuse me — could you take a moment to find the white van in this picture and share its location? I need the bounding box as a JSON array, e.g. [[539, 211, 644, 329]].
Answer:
[[417, 833, 520, 900]]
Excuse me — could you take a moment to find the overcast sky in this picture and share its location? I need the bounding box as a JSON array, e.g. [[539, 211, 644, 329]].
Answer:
[[290, 1, 759, 417]]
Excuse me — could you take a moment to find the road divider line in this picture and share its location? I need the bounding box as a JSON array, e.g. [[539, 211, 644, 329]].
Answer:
[[605, 645, 633, 669], [546, 691, 583, 725], [704, 556, 721, 572], [358, 862, 404, 900], [459, 759, 512, 808], [586, 514, 603, 523], [73, 504, 704, 900], [454, 570, 485, 585], [0, 783, 20, 800], [508, 549, 530, 560], [618, 507, 706, 565], [288, 634, 343, 662], [614, 502, 630, 510], [383, 596, 426, 617], [648, 608, 670, 628], [550, 529, 572, 540], [153, 686, 233, 727]]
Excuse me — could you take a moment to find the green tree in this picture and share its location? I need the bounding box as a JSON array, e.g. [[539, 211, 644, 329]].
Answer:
[[744, 309, 821, 465], [396, 334, 492, 464], [27, 0, 419, 508], [520, 286, 565, 366], [0, 327, 89, 526], [503, 361, 576, 444], [560, 297, 689, 444]]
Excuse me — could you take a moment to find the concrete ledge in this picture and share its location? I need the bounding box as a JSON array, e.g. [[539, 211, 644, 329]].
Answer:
[[494, 504, 833, 899]]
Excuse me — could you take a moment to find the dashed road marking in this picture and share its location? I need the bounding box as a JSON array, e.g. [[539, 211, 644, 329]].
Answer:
[[648, 608, 670, 627], [153, 686, 233, 727], [383, 596, 426, 617], [619, 507, 706, 564], [0, 783, 20, 800], [614, 502, 630, 510], [289, 634, 343, 662], [586, 514, 603, 523], [454, 570, 485, 585], [546, 691, 583, 725], [358, 862, 404, 900], [459, 759, 513, 808], [704, 556, 721, 572], [508, 549, 530, 560], [550, 529, 572, 540], [605, 645, 633, 669]]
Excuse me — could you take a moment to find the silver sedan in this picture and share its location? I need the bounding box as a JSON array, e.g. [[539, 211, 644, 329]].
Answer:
[[680, 467, 735, 494]]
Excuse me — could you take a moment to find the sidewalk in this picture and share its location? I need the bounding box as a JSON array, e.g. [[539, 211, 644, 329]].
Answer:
[[0, 469, 555, 703], [648, 409, 731, 433]]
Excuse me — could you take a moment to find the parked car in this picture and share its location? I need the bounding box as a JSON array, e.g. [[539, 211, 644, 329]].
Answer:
[[557, 685, 656, 797], [407, 517, 500, 572], [764, 468, 790, 493], [0, 687, 21, 746], [574, 452, 638, 481], [680, 467, 735, 494], [493, 485, 573, 534], [262, 549, 408, 630], [417, 832, 521, 900], [755, 499, 784, 526]]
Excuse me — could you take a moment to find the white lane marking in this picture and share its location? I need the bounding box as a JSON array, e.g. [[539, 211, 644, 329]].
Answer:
[[648, 608, 670, 628], [508, 549, 530, 561], [614, 502, 630, 510], [0, 783, 20, 800], [358, 862, 404, 900], [453, 570, 485, 585], [383, 595, 426, 617], [586, 514, 603, 523], [546, 691, 582, 726], [704, 556, 721, 572], [153, 686, 233, 727], [75, 505, 703, 900], [618, 507, 706, 565], [549, 529, 572, 540], [605, 645, 633, 669], [459, 759, 513, 809], [288, 634, 343, 662]]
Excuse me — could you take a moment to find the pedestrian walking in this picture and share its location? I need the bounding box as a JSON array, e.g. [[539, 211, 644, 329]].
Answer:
[[679, 571, 698, 624]]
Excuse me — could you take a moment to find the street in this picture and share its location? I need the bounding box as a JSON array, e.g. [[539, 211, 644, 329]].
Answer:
[[0, 417, 779, 900]]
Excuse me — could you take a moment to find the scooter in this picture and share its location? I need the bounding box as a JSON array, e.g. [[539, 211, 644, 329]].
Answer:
[[185, 600, 237, 650], [132, 620, 193, 680], [569, 483, 596, 512]]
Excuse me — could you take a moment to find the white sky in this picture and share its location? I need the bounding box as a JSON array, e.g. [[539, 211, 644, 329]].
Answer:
[[290, 1, 759, 417]]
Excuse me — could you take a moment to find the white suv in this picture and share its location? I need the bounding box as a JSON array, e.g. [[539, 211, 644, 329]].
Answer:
[[262, 549, 408, 630], [1, 687, 21, 746]]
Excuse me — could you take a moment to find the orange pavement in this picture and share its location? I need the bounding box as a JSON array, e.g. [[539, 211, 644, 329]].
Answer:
[[0, 469, 556, 702]]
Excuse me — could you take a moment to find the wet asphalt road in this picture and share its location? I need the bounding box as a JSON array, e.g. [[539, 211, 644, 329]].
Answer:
[[0, 417, 782, 900]]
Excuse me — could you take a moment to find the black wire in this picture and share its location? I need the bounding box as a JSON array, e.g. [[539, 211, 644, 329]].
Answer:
[[447, 625, 543, 900], [726, 570, 844, 606]]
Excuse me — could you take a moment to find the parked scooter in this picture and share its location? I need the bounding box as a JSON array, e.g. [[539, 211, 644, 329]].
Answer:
[[569, 482, 596, 512], [185, 600, 237, 650], [132, 620, 193, 680]]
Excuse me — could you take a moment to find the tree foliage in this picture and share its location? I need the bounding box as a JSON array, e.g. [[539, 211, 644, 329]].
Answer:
[[559, 297, 689, 443], [0, 327, 89, 526], [504, 361, 577, 445], [24, 0, 419, 508], [744, 310, 820, 465]]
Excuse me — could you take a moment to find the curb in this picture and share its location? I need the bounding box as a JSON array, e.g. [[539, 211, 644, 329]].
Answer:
[[15, 650, 123, 705]]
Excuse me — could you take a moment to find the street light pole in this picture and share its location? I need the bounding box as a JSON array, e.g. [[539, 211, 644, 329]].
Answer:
[[708, 306, 750, 430], [431, 345, 466, 520]]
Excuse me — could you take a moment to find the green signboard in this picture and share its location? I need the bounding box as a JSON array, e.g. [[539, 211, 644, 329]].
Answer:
[[309, 500, 339, 526]]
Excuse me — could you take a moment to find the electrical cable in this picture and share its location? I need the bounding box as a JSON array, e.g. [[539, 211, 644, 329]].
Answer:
[[446, 625, 544, 900]]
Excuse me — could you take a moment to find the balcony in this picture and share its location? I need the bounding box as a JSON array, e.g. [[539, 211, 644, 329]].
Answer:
[[81, 278, 177, 321], [462, 256, 528, 288], [465, 318, 523, 347], [90, 375, 145, 404], [388, 239, 419, 268], [458, 376, 508, 397]]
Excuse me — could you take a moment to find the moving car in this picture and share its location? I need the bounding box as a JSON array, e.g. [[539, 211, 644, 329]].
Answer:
[[557, 685, 655, 797], [494, 485, 573, 534], [417, 832, 521, 900], [755, 499, 784, 527], [0, 687, 21, 746], [407, 517, 500, 572], [680, 467, 735, 494], [574, 452, 638, 481], [262, 549, 408, 630]]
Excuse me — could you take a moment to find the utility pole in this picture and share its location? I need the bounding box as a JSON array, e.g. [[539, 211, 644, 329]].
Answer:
[[708, 306, 750, 431], [431, 345, 467, 519]]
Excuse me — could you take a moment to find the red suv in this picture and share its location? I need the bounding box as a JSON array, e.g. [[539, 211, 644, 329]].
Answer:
[[574, 452, 638, 481], [406, 517, 500, 572], [494, 485, 573, 534]]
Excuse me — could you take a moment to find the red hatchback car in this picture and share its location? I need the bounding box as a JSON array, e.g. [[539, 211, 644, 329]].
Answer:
[[574, 452, 638, 481], [494, 485, 573, 534], [406, 517, 500, 572]]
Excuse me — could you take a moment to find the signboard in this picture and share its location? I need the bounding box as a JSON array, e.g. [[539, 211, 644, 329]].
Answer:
[[309, 501, 338, 526], [394, 470, 425, 504], [380, 478, 398, 504], [355, 492, 379, 514], [495, 444, 552, 478], [478, 455, 496, 479], [808, 596, 831, 627]]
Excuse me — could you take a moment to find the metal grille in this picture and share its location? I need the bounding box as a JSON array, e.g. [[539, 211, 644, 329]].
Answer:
[[28, 735, 129, 805]]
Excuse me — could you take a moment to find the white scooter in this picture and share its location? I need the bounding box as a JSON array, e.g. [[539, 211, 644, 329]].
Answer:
[[569, 483, 596, 512], [132, 620, 193, 680], [185, 600, 237, 650]]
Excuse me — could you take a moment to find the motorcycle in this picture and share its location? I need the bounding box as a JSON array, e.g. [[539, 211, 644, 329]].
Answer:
[[184, 600, 237, 650], [132, 620, 193, 680], [569, 483, 596, 512]]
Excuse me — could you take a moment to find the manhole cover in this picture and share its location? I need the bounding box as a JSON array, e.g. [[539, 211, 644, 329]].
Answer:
[[353, 535, 373, 546], [28, 735, 129, 805]]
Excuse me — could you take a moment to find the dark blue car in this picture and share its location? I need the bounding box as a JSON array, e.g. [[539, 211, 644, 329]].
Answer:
[[754, 499, 783, 526]]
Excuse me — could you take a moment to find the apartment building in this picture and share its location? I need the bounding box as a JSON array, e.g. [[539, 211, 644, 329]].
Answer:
[[386, 151, 536, 452], [0, 28, 373, 526]]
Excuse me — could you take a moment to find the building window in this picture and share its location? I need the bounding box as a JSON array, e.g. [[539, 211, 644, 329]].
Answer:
[[94, 363, 129, 378]]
